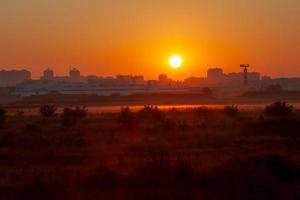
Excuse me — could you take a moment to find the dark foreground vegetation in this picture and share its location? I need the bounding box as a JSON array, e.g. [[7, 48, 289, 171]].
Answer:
[[0, 102, 299, 199]]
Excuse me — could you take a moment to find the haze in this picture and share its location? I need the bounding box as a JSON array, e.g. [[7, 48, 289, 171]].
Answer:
[[1, 0, 300, 79]]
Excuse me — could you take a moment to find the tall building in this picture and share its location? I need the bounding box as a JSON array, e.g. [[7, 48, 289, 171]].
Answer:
[[0, 70, 31, 87], [206, 68, 224, 86], [41, 68, 54, 80], [69, 68, 80, 79], [207, 68, 224, 80]]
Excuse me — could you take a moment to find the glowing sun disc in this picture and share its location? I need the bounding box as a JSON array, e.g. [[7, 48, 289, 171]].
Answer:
[[169, 55, 182, 68]]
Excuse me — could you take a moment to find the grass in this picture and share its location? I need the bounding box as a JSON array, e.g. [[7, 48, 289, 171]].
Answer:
[[0, 104, 299, 199]]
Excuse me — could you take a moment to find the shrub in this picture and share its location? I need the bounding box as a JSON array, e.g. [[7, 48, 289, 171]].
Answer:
[[40, 105, 57, 118], [138, 105, 165, 124], [265, 101, 294, 118], [224, 105, 239, 117], [118, 107, 135, 129], [61, 106, 87, 127], [0, 107, 7, 128]]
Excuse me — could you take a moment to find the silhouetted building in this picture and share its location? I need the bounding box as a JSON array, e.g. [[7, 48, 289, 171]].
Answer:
[[223, 72, 260, 86], [159, 74, 168, 82], [261, 77, 300, 91], [0, 69, 31, 87], [207, 68, 224, 80], [41, 68, 54, 80], [69, 68, 80, 79], [158, 74, 174, 85], [133, 76, 146, 85], [116, 75, 134, 85], [206, 68, 224, 86], [15, 65, 300, 97], [184, 77, 205, 87]]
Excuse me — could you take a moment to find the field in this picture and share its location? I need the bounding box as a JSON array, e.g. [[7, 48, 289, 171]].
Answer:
[[0, 103, 299, 199]]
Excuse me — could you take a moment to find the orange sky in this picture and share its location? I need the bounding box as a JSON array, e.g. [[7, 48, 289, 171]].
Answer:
[[1, 0, 300, 80]]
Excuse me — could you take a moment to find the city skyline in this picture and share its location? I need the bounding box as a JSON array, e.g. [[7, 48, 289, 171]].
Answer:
[[1, 65, 263, 81], [1, 0, 300, 79], [3, 63, 300, 83]]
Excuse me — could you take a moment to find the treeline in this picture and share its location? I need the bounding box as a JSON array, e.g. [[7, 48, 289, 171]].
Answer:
[[1, 101, 299, 137]]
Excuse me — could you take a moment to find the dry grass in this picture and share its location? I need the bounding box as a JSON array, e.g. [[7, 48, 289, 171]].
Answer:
[[0, 105, 299, 199]]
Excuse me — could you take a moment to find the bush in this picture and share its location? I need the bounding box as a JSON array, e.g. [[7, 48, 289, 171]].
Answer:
[[138, 105, 165, 124], [0, 107, 7, 128], [40, 105, 57, 118], [118, 107, 136, 129], [265, 101, 294, 118], [61, 106, 87, 127], [224, 105, 239, 117]]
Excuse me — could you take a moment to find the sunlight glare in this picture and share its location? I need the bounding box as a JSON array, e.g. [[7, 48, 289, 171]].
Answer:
[[169, 55, 183, 68]]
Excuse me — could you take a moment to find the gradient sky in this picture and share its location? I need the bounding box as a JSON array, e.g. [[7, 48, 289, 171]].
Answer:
[[1, 0, 300, 79]]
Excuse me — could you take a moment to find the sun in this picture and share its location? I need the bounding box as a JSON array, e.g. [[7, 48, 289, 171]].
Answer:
[[169, 55, 183, 68]]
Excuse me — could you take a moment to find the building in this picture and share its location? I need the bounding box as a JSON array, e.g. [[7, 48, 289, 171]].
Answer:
[[184, 77, 205, 87], [69, 68, 81, 81], [133, 76, 146, 85], [16, 65, 300, 97], [0, 70, 31, 87], [116, 75, 135, 85], [222, 72, 260, 87], [206, 68, 224, 86], [158, 74, 173, 86], [41, 68, 54, 80], [261, 77, 300, 91], [207, 68, 224, 80]]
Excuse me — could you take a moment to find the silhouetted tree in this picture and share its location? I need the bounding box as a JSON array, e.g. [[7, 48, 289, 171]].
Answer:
[[61, 106, 87, 127], [138, 105, 165, 124], [40, 105, 57, 118], [224, 105, 239, 117], [0, 107, 7, 128], [118, 107, 135, 129], [265, 101, 293, 118]]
